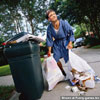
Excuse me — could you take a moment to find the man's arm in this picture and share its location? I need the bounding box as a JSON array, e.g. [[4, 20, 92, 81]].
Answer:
[[64, 20, 75, 49]]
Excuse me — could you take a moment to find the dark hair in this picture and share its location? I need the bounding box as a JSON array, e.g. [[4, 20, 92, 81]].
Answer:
[[45, 9, 55, 19]]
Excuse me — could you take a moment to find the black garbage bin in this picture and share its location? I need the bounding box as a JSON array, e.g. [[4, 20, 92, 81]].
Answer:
[[4, 41, 44, 100]]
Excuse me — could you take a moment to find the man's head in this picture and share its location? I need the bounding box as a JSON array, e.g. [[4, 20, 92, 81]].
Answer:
[[46, 9, 58, 22]]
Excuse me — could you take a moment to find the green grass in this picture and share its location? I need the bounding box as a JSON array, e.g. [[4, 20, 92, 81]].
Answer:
[[0, 65, 11, 76], [91, 45, 100, 49], [41, 58, 44, 63], [0, 85, 15, 100]]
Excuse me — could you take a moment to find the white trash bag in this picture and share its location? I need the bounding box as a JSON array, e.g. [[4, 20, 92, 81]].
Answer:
[[78, 72, 95, 88], [42, 56, 64, 91], [68, 50, 95, 75], [67, 50, 95, 88]]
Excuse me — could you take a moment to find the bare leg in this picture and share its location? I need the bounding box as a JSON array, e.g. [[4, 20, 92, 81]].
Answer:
[[57, 61, 66, 76]]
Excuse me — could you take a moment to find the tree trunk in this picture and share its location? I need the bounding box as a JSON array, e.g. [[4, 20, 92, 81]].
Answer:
[[14, 20, 18, 34], [25, 20, 29, 33], [29, 19, 34, 34], [85, 23, 90, 35]]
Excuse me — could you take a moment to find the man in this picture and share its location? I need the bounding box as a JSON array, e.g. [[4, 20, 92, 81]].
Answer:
[[46, 9, 75, 76]]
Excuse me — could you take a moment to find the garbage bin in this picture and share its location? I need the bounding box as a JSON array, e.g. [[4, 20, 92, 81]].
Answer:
[[4, 41, 44, 100]]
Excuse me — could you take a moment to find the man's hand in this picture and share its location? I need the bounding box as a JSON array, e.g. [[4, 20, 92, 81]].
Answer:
[[47, 47, 52, 57], [47, 51, 51, 57], [67, 41, 73, 49]]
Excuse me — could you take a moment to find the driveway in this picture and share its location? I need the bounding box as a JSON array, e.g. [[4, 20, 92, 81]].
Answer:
[[40, 47, 100, 100], [9, 47, 100, 100]]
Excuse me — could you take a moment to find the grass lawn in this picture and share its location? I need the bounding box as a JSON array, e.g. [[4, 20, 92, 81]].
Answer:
[[0, 85, 15, 100], [91, 45, 100, 49], [41, 58, 44, 63], [0, 65, 11, 77]]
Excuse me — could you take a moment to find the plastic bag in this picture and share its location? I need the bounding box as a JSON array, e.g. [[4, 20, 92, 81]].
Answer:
[[79, 72, 95, 88], [42, 56, 64, 91], [67, 50, 95, 88], [68, 50, 95, 75]]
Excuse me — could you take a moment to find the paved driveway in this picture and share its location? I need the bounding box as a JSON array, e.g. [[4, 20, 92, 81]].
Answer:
[[40, 47, 100, 100], [8, 47, 100, 100]]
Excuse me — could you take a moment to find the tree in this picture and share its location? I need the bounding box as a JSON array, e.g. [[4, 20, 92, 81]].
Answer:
[[50, 0, 100, 39], [0, 0, 22, 40], [0, 0, 48, 40], [20, 0, 47, 34]]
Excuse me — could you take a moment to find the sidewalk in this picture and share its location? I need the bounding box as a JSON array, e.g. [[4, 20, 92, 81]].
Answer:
[[9, 80, 100, 100], [0, 75, 14, 86], [1, 47, 100, 100]]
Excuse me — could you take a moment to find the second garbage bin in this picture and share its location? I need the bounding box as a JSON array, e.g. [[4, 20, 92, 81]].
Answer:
[[4, 41, 44, 100]]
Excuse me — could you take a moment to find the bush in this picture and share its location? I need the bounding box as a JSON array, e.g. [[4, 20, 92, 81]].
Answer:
[[0, 46, 8, 66], [0, 85, 15, 100], [0, 37, 4, 45], [40, 46, 48, 57], [84, 36, 100, 46]]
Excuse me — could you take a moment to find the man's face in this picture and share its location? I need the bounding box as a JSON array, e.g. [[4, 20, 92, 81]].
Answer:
[[48, 11, 57, 22]]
